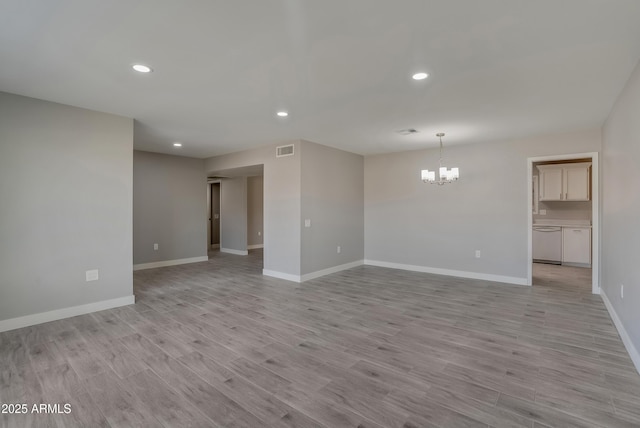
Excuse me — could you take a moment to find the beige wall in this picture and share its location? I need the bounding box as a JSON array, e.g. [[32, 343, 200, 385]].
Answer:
[[0, 92, 133, 324], [364, 129, 601, 283], [535, 200, 592, 221], [602, 59, 640, 368], [133, 151, 207, 265]]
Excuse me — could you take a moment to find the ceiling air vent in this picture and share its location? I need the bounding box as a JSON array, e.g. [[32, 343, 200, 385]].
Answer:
[[396, 128, 419, 135], [276, 144, 295, 158]]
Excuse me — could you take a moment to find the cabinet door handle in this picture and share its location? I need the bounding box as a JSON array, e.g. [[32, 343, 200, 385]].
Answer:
[[572, 229, 582, 232], [565, 192, 568, 200]]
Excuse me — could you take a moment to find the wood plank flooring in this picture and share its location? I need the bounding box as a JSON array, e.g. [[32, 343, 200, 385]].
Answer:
[[2, 251, 639, 427]]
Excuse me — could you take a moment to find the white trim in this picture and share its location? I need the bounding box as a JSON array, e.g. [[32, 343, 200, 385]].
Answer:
[[364, 260, 528, 286], [247, 244, 264, 250], [264, 261, 365, 283], [300, 260, 364, 282], [532, 175, 539, 215], [220, 248, 249, 256], [262, 269, 301, 282], [592, 153, 600, 294], [133, 256, 209, 271], [601, 290, 640, 374], [0, 295, 135, 333], [527, 151, 600, 293]]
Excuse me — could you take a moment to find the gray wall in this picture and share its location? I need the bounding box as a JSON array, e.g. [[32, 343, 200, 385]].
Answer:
[[364, 129, 601, 281], [247, 176, 264, 247], [0, 92, 133, 321], [300, 141, 364, 275], [133, 151, 207, 265], [221, 177, 248, 253], [204, 142, 301, 276], [602, 60, 640, 360]]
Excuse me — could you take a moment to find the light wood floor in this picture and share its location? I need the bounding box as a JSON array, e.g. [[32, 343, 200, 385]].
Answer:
[[2, 251, 639, 427]]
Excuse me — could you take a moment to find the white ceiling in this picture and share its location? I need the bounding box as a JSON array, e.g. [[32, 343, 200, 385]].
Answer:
[[2, 1, 640, 158]]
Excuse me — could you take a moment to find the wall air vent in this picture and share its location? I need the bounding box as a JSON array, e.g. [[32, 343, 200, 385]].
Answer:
[[276, 144, 295, 157]]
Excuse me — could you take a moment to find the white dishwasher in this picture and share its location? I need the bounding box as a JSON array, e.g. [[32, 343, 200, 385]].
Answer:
[[533, 226, 562, 264]]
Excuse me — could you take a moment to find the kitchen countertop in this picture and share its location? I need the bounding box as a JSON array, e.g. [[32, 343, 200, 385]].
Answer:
[[533, 219, 591, 227]]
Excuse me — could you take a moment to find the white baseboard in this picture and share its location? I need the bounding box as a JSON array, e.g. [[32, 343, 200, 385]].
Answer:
[[210, 244, 220, 249], [600, 290, 640, 375], [0, 295, 135, 333], [262, 269, 301, 283], [363, 259, 528, 286], [220, 248, 249, 256], [133, 256, 209, 271], [263, 260, 364, 283], [301, 260, 364, 282], [247, 244, 264, 250]]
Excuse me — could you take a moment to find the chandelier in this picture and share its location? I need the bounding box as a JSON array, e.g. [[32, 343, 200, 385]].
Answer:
[[421, 133, 459, 185]]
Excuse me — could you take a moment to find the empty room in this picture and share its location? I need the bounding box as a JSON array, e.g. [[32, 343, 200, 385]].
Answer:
[[2, 1, 640, 427]]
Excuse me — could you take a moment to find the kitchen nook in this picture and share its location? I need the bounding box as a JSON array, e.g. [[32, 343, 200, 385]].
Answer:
[[532, 159, 593, 286]]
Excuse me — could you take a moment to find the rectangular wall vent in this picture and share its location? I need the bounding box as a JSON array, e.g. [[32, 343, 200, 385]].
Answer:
[[276, 144, 295, 157]]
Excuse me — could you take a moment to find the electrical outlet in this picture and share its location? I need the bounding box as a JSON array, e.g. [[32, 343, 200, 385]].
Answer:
[[85, 269, 99, 282], [621, 284, 624, 299], [154, 243, 159, 250], [475, 250, 481, 258], [258, 231, 261, 236], [337, 246, 341, 254], [539, 209, 547, 215]]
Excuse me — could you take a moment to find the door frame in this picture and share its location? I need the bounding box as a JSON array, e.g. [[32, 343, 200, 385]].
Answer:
[[527, 152, 599, 294]]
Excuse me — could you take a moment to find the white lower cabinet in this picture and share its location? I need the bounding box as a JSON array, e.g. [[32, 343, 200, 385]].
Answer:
[[562, 227, 591, 266]]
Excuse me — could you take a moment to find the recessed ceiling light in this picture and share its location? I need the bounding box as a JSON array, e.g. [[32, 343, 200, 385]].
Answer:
[[412, 72, 428, 80], [173, 142, 182, 147], [132, 64, 153, 73], [276, 111, 289, 117]]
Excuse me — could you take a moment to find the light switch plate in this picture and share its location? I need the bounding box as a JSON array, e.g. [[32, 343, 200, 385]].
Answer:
[[304, 219, 311, 228]]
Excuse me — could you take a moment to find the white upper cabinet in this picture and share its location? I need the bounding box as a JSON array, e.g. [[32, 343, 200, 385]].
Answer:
[[538, 162, 591, 201], [564, 164, 591, 200], [539, 167, 564, 201]]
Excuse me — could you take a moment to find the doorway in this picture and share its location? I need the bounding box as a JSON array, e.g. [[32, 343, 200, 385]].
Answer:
[[208, 182, 221, 251], [206, 165, 264, 265], [527, 152, 599, 294]]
